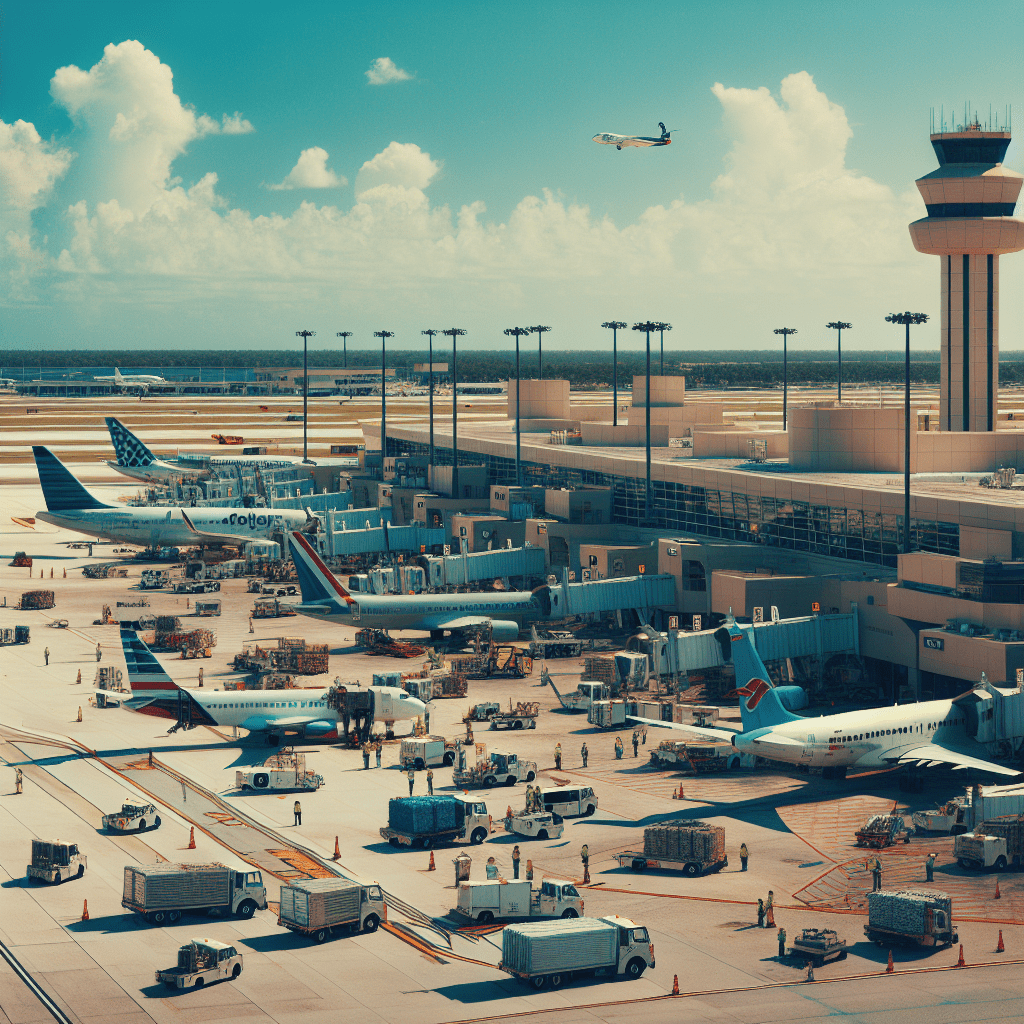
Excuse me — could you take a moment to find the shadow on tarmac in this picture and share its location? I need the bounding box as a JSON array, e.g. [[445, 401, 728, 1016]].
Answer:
[[433, 980, 519, 1003], [65, 914, 138, 934], [238, 933, 310, 953]]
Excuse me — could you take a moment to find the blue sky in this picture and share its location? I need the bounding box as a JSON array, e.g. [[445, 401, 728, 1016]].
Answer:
[[2, 0, 1022, 353]]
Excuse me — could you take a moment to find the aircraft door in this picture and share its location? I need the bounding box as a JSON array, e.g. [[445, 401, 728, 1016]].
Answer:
[[801, 734, 814, 764], [350, 602, 360, 622]]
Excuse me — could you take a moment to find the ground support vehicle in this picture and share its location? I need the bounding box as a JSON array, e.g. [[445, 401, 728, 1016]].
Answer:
[[954, 814, 1024, 870], [48, 618, 69, 629], [863, 890, 956, 948], [528, 628, 586, 660], [647, 739, 746, 773], [490, 702, 539, 731], [122, 863, 267, 925], [453, 745, 537, 788], [102, 803, 161, 833], [913, 798, 971, 835], [500, 917, 654, 990], [252, 597, 297, 619], [549, 680, 607, 713], [173, 580, 221, 594], [140, 570, 172, 590], [855, 814, 911, 849], [380, 795, 491, 848], [156, 940, 242, 989], [278, 878, 384, 943], [615, 821, 727, 877], [27, 840, 86, 884], [0, 626, 31, 645], [456, 879, 583, 923], [538, 786, 598, 820], [789, 928, 848, 966], [463, 702, 500, 722], [236, 751, 324, 792], [399, 736, 457, 770], [914, 785, 1024, 835], [504, 811, 564, 841]]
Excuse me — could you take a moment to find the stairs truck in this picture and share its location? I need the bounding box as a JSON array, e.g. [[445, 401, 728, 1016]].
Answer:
[[380, 794, 491, 848], [27, 840, 86, 885], [156, 939, 242, 990], [278, 878, 385, 943], [954, 814, 1024, 871], [122, 863, 268, 925], [863, 890, 957, 948], [614, 821, 728, 877], [236, 751, 324, 792], [500, 917, 655, 990], [455, 879, 583, 923]]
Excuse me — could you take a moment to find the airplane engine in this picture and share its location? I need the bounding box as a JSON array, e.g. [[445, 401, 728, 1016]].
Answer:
[[304, 720, 339, 736], [489, 620, 520, 642], [774, 686, 809, 712]]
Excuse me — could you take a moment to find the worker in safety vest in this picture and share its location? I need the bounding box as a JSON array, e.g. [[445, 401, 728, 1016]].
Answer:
[[581, 742, 589, 768], [407, 767, 415, 796], [427, 769, 434, 795], [293, 801, 302, 826], [512, 845, 521, 879], [740, 843, 749, 871], [554, 743, 562, 770]]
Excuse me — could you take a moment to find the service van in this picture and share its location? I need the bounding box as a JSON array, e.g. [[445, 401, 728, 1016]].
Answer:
[[538, 786, 598, 819]]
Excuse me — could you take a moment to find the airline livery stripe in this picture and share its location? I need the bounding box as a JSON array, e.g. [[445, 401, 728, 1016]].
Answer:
[[291, 531, 356, 605]]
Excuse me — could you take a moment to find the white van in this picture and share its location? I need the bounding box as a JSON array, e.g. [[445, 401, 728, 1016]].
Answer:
[[538, 786, 598, 819]]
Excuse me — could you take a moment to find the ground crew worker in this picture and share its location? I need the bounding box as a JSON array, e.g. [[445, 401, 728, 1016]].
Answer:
[[581, 742, 589, 768], [76, 669, 81, 685], [525, 859, 534, 881], [554, 743, 562, 770], [925, 851, 936, 882], [362, 744, 371, 769], [581, 844, 589, 873], [293, 800, 302, 826], [95, 644, 102, 662], [757, 898, 765, 927], [198, 667, 203, 687], [375, 741, 382, 768], [777, 927, 787, 959], [642, 727, 647, 745], [249, 617, 254, 634], [407, 767, 415, 796], [512, 845, 521, 879], [740, 842, 749, 871], [486, 856, 499, 880], [766, 891, 775, 927], [871, 856, 882, 891], [15, 768, 23, 794], [614, 736, 624, 759], [632, 731, 639, 757], [44, 647, 50, 666], [427, 769, 434, 795]]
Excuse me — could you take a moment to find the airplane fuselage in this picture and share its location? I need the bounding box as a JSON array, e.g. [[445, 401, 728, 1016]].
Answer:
[[106, 454, 309, 484]]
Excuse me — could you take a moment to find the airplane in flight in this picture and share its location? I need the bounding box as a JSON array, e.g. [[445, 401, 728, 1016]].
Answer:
[[593, 122, 672, 150], [95, 368, 169, 393], [630, 616, 1020, 780], [28, 446, 307, 547], [115, 628, 426, 742], [104, 417, 313, 483]]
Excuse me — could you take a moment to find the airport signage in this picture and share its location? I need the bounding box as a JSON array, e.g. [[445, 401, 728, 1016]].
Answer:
[[923, 637, 945, 651], [668, 616, 679, 629], [770, 606, 780, 623], [692, 614, 702, 632]]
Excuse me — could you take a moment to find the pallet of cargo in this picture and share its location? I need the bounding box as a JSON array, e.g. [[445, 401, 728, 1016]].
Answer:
[[615, 820, 728, 877], [20, 589, 55, 610]]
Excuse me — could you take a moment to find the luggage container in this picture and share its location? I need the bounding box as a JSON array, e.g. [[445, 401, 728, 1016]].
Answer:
[[278, 877, 384, 943]]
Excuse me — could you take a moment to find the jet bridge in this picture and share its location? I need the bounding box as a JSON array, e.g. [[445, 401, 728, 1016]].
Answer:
[[418, 545, 547, 587]]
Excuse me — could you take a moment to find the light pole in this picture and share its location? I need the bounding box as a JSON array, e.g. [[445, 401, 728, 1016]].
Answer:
[[421, 330, 439, 472], [656, 322, 672, 375], [529, 325, 551, 378], [295, 330, 315, 463], [374, 331, 393, 467], [633, 321, 659, 526], [443, 328, 466, 497], [825, 321, 852, 403], [773, 328, 798, 430], [601, 321, 626, 426], [885, 311, 929, 555], [336, 331, 352, 369], [504, 328, 531, 488]]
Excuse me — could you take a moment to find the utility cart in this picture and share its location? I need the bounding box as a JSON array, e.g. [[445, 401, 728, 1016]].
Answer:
[[490, 701, 539, 731], [789, 928, 848, 966], [855, 814, 911, 849], [102, 803, 161, 833], [156, 939, 242, 990]]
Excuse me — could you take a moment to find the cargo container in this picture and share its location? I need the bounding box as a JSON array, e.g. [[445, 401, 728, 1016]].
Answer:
[[500, 916, 654, 989], [614, 820, 727, 877], [278, 878, 384, 943], [455, 879, 582, 923], [863, 890, 956, 948], [954, 814, 1024, 870], [122, 863, 267, 925], [587, 699, 627, 730], [380, 794, 491, 848], [399, 736, 457, 770]]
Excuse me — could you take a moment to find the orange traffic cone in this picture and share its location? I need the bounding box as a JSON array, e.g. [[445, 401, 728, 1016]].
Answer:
[[677, 784, 685, 800], [583, 863, 591, 885], [428, 851, 436, 871], [672, 974, 679, 995], [886, 950, 894, 973], [50, 568, 53, 578], [188, 826, 196, 850], [82, 899, 89, 922], [76, 669, 82, 685], [995, 879, 1001, 899], [997, 930, 1005, 953], [63, 567, 66, 578], [76, 706, 82, 722], [333, 836, 341, 860], [956, 944, 965, 967]]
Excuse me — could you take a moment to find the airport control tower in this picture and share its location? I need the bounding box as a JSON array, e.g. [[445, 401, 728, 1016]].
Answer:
[[909, 114, 1024, 432]]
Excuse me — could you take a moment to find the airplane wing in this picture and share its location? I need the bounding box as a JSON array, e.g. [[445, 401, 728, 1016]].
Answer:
[[627, 715, 738, 741], [239, 714, 330, 732], [888, 743, 1021, 777]]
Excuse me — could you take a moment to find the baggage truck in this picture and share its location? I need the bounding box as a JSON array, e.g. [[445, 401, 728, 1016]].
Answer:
[[453, 745, 538, 788], [614, 820, 727, 877], [588, 699, 627, 730], [278, 877, 385, 943], [455, 878, 583, 923], [27, 840, 86, 885], [863, 890, 957, 948], [235, 751, 324, 792], [122, 863, 268, 925], [380, 794, 491, 848], [500, 916, 655, 990], [954, 814, 1024, 871], [156, 939, 242, 990]]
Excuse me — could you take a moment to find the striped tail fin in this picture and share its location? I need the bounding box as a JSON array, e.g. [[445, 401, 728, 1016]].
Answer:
[[120, 628, 179, 698], [105, 417, 157, 468], [32, 446, 111, 511], [289, 531, 356, 606]]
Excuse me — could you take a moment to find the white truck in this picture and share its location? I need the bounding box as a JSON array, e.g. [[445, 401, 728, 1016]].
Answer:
[[500, 916, 655, 990], [278, 877, 385, 943], [381, 794, 492, 848], [27, 840, 86, 885], [399, 736, 457, 770], [587, 699, 628, 730], [156, 939, 242, 990], [453, 745, 538, 789], [504, 811, 564, 841], [954, 815, 1024, 871], [123, 863, 268, 925], [456, 879, 583, 923], [102, 803, 161, 833], [236, 751, 324, 792]]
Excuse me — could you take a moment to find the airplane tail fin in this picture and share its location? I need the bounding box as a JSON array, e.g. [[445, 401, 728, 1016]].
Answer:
[[289, 531, 356, 606], [32, 446, 112, 512], [120, 628, 180, 697], [716, 620, 801, 731], [105, 417, 158, 468]]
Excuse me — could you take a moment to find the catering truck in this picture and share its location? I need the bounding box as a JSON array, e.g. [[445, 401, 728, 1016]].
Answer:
[[954, 815, 1024, 871], [455, 879, 583, 923], [380, 794, 491, 848], [278, 878, 385, 943], [156, 939, 242, 990], [614, 821, 728, 877], [863, 890, 957, 949], [399, 736, 457, 770], [122, 863, 268, 925], [500, 917, 655, 990]]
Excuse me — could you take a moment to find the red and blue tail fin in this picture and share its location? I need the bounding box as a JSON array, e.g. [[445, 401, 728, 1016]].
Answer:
[[716, 621, 802, 731]]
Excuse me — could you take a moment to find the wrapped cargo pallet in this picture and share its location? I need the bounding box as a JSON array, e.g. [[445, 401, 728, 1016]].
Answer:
[[21, 590, 55, 610], [643, 820, 725, 862], [388, 796, 461, 835], [502, 919, 618, 975], [867, 890, 951, 934]]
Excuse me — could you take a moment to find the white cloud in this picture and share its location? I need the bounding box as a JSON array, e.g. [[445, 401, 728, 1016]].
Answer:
[[219, 112, 255, 135], [365, 57, 412, 86], [354, 141, 439, 198], [269, 147, 346, 190], [0, 119, 73, 212]]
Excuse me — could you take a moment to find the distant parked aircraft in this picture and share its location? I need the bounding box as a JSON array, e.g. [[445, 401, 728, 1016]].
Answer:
[[94, 368, 168, 393], [593, 122, 672, 150]]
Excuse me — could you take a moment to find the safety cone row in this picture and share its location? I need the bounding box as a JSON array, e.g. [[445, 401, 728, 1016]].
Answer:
[[428, 851, 436, 871], [956, 944, 965, 968], [886, 950, 894, 973], [187, 826, 196, 850], [671, 975, 679, 995], [333, 836, 341, 860], [997, 930, 1005, 953], [672, 784, 685, 800], [82, 899, 89, 922]]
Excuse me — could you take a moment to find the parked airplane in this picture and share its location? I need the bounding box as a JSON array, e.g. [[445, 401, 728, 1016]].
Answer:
[[116, 629, 426, 741], [94, 368, 168, 393], [29, 446, 307, 547], [630, 616, 1020, 779], [593, 122, 672, 150], [104, 417, 312, 482]]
